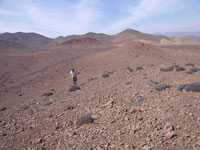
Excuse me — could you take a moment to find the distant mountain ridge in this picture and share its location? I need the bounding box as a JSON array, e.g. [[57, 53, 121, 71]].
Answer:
[[155, 31, 200, 42], [155, 31, 200, 37], [50, 28, 171, 48], [0, 32, 52, 50], [1, 29, 199, 54]]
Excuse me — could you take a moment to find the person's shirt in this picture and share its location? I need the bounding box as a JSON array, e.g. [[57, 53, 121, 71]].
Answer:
[[70, 70, 77, 78]]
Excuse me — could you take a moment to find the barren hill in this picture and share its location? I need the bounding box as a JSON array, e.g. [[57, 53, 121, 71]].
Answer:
[[0, 40, 29, 54], [84, 32, 112, 42], [111, 29, 170, 44]]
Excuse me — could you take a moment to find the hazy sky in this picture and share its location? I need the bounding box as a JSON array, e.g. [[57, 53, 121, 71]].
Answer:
[[0, 0, 200, 37]]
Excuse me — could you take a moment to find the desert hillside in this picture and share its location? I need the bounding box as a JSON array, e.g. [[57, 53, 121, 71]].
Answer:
[[1, 29, 200, 149]]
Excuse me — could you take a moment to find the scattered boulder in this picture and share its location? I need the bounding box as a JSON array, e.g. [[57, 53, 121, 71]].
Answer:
[[102, 71, 114, 78], [160, 66, 174, 72], [154, 83, 169, 91], [136, 66, 143, 70], [176, 66, 185, 71], [69, 85, 80, 92], [125, 96, 146, 106], [186, 67, 199, 74], [44, 101, 53, 107], [173, 64, 180, 69], [121, 66, 133, 72], [0, 107, 6, 112], [76, 113, 94, 127], [126, 67, 133, 72], [185, 63, 195, 67], [102, 73, 109, 78], [178, 82, 200, 92], [144, 80, 159, 86], [88, 77, 97, 81], [177, 84, 188, 91], [42, 92, 53, 97]]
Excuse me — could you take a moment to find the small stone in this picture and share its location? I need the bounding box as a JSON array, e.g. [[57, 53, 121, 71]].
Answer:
[[104, 100, 114, 108], [189, 113, 194, 117], [154, 83, 169, 91], [164, 122, 174, 132], [160, 66, 174, 72], [91, 114, 99, 120], [42, 92, 53, 97], [96, 145, 103, 150], [102, 71, 113, 78], [176, 66, 185, 71], [186, 67, 199, 74], [185, 63, 195, 67], [125, 81, 132, 85], [0, 107, 6, 112], [143, 145, 151, 150], [2, 133, 7, 136], [36, 138, 44, 144], [144, 80, 159, 86], [136, 66, 143, 70], [67, 106, 75, 110], [129, 107, 137, 114], [121, 66, 133, 72], [69, 85, 80, 92], [88, 77, 97, 81], [76, 113, 94, 127], [44, 101, 53, 107], [110, 144, 116, 149], [165, 131, 177, 139]]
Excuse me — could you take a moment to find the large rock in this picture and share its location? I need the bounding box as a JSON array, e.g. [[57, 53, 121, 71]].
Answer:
[[69, 85, 80, 92], [173, 64, 180, 69], [178, 82, 200, 92], [186, 67, 199, 74], [175, 66, 185, 71], [121, 66, 133, 72], [185, 63, 195, 67], [76, 113, 94, 127], [136, 66, 143, 70], [160, 66, 174, 72], [144, 80, 159, 86], [154, 83, 169, 91]]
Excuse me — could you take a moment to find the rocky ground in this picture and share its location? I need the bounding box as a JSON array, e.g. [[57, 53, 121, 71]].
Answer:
[[1, 42, 200, 150], [1, 61, 200, 149]]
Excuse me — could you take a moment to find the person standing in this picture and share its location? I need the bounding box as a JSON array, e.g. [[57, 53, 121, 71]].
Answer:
[[69, 69, 77, 85]]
